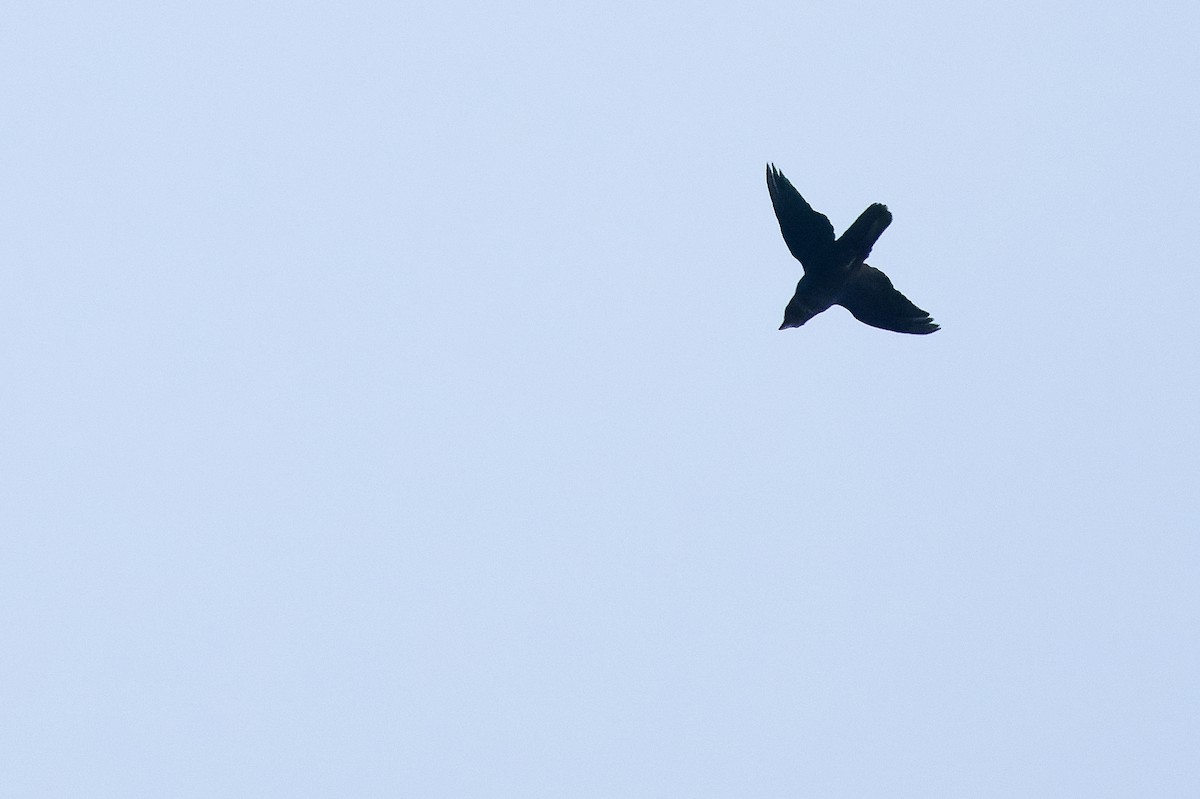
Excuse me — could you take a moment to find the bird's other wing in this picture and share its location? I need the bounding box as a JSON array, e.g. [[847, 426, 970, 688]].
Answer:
[[766, 163, 836, 272], [836, 264, 940, 334]]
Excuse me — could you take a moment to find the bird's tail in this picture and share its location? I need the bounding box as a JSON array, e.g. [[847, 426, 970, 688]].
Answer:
[[837, 203, 892, 262]]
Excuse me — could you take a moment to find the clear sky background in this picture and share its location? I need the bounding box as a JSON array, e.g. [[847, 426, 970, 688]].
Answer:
[[3, 1, 1199, 796]]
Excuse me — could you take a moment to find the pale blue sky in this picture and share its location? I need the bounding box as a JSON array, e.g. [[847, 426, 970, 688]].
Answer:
[[3, 1, 1199, 796]]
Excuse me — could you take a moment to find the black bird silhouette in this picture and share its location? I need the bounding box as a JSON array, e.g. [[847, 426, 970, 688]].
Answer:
[[766, 163, 939, 334]]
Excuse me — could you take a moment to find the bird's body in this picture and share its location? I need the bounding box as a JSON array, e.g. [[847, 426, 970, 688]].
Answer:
[[766, 163, 939, 334]]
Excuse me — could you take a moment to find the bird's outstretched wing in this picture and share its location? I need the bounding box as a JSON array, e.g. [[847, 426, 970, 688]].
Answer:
[[836, 264, 940, 334], [766, 163, 835, 272]]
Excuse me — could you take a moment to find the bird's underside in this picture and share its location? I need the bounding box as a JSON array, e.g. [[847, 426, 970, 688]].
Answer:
[[765, 163, 939, 335]]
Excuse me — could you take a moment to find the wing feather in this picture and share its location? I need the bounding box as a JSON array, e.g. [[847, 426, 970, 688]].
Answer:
[[836, 264, 940, 334], [765, 163, 835, 273]]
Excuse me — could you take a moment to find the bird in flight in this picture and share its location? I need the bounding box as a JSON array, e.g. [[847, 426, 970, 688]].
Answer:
[[765, 163, 939, 334]]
